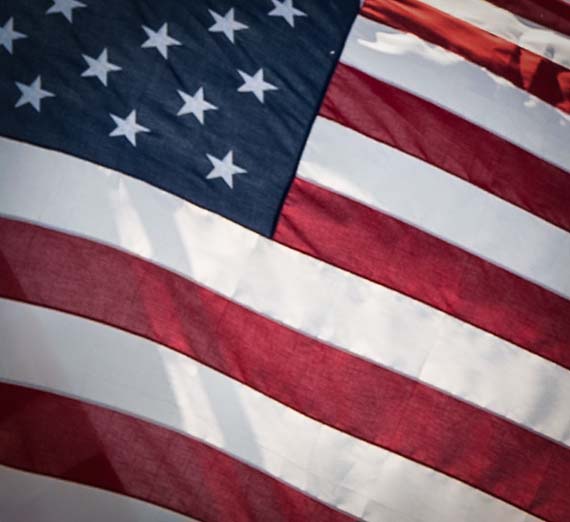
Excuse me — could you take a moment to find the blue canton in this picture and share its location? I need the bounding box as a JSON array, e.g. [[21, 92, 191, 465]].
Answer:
[[0, 0, 359, 235]]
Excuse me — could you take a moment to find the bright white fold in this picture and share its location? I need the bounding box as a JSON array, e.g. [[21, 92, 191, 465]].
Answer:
[[0, 466, 198, 522], [300, 117, 570, 299], [341, 16, 570, 172], [1, 138, 570, 448], [0, 300, 542, 522], [419, 0, 570, 69]]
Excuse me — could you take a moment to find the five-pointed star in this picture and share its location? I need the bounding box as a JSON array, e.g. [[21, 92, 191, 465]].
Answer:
[[268, 0, 307, 27], [208, 8, 248, 43], [15, 76, 55, 112], [46, 0, 86, 23], [109, 110, 150, 147], [206, 150, 246, 189], [82, 48, 121, 86], [237, 69, 278, 103], [0, 17, 27, 54], [177, 87, 217, 124], [141, 23, 181, 59]]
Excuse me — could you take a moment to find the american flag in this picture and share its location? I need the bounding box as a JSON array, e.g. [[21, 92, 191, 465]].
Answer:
[[0, 0, 569, 520]]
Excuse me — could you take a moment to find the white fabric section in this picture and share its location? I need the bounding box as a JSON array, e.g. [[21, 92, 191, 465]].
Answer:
[[419, 0, 570, 69], [1, 138, 570, 448], [340, 16, 570, 172], [0, 300, 542, 522], [0, 466, 197, 522], [299, 117, 570, 299]]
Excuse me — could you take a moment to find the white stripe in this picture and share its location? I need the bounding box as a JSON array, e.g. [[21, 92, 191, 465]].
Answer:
[[340, 16, 570, 172], [0, 466, 197, 522], [419, 0, 570, 69], [1, 138, 570, 448], [0, 300, 542, 522], [299, 116, 570, 299]]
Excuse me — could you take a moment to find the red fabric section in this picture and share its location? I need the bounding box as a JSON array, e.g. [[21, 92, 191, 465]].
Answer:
[[320, 63, 570, 232], [531, 448, 570, 521], [2, 217, 570, 521], [0, 382, 354, 522], [485, 0, 570, 38], [275, 178, 570, 370], [362, 0, 570, 113]]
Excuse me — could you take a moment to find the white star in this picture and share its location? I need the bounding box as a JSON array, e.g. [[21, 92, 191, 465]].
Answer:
[[177, 87, 217, 125], [268, 0, 307, 27], [109, 110, 150, 147], [237, 68, 278, 103], [46, 0, 86, 23], [0, 18, 27, 54], [141, 23, 181, 59], [206, 150, 246, 189], [81, 49, 121, 86], [15, 76, 55, 112], [208, 8, 248, 43]]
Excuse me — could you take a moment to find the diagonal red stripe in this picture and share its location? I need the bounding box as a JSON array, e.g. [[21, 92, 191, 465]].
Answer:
[[1, 217, 570, 521], [0, 382, 355, 522], [320, 63, 570, 232], [361, 0, 570, 113], [275, 178, 570, 371], [485, 0, 570, 38]]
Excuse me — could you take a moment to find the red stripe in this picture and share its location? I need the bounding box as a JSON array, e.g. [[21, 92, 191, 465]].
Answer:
[[1, 218, 570, 521], [485, 0, 570, 38], [361, 0, 570, 113], [0, 382, 353, 522], [275, 178, 570, 370], [320, 63, 570, 232]]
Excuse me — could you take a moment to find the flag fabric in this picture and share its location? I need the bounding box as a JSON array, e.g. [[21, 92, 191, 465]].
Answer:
[[0, 0, 569, 521]]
